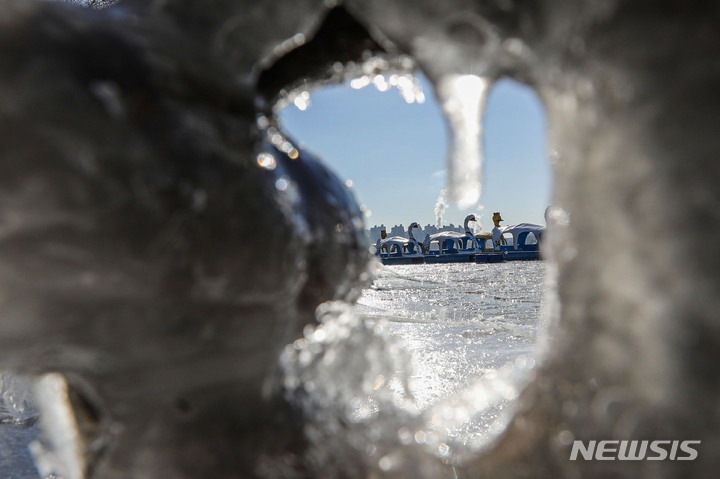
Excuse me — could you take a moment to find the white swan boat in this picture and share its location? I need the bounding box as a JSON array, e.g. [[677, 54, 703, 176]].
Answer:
[[376, 222, 425, 265]]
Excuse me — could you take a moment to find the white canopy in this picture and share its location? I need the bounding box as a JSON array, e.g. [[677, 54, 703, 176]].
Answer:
[[378, 236, 422, 256], [423, 231, 479, 252], [500, 223, 544, 249]]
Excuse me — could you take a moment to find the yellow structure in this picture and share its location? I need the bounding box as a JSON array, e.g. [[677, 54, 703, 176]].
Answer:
[[492, 212, 503, 227]]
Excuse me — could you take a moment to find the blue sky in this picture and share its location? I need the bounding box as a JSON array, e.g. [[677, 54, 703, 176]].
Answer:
[[278, 75, 551, 233]]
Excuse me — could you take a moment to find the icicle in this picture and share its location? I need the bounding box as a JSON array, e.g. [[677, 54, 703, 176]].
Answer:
[[436, 74, 490, 209], [29, 373, 86, 479]]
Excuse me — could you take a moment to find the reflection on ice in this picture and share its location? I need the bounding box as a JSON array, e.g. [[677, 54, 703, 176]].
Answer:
[[283, 261, 545, 467], [426, 356, 537, 459], [281, 302, 425, 475]]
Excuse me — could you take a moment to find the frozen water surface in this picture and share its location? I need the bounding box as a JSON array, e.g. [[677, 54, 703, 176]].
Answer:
[[356, 261, 544, 409], [283, 260, 546, 467], [357, 261, 545, 456]]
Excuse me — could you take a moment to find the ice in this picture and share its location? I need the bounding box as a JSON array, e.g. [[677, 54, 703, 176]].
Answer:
[[29, 374, 85, 479], [435, 75, 490, 209], [284, 262, 545, 467], [0, 374, 37, 424], [0, 374, 40, 479]]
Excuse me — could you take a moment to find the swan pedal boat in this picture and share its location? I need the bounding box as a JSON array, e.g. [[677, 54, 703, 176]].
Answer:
[[491, 223, 544, 261], [376, 222, 425, 265]]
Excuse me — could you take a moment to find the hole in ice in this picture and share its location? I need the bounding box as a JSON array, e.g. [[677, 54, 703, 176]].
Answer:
[[277, 74, 553, 463], [277, 76, 550, 241]]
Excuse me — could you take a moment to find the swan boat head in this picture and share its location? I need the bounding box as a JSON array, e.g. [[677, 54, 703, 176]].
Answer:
[[492, 212, 503, 228], [463, 214, 477, 235], [407, 222, 420, 241]]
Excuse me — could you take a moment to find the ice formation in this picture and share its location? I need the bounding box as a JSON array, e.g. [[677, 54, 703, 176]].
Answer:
[[1, 0, 719, 478]]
